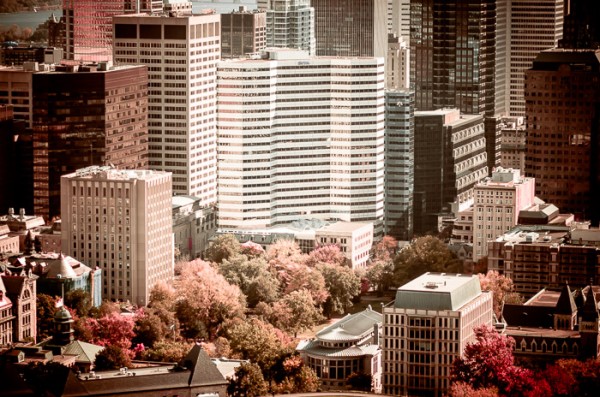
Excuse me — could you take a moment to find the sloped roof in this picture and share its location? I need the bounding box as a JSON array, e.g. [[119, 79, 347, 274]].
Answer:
[[298, 339, 379, 358], [555, 284, 577, 314], [63, 341, 104, 364], [580, 286, 599, 321], [316, 307, 382, 342], [46, 254, 77, 278], [184, 344, 227, 387]]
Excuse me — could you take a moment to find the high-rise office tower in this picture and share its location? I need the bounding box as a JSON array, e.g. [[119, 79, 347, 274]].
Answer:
[[32, 64, 149, 220], [504, 0, 564, 117], [221, 7, 266, 58], [312, 0, 387, 58], [410, 0, 499, 175], [62, 0, 163, 62], [382, 272, 493, 396], [217, 50, 385, 235], [113, 12, 220, 204], [413, 109, 488, 234], [560, 0, 600, 49], [384, 90, 414, 240], [61, 166, 173, 306], [259, 0, 315, 55], [524, 48, 600, 224], [410, 0, 496, 116]]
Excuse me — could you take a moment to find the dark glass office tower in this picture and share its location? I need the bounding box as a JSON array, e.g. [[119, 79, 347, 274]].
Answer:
[[525, 49, 600, 224], [312, 0, 387, 57], [32, 64, 149, 220], [411, 0, 496, 116]]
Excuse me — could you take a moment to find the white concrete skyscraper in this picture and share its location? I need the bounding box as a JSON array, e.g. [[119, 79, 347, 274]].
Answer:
[[61, 166, 173, 306], [258, 0, 315, 55], [217, 50, 385, 235], [113, 12, 220, 205]]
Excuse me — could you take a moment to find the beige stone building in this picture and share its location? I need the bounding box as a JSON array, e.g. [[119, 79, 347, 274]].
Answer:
[[382, 272, 493, 396], [61, 166, 173, 306]]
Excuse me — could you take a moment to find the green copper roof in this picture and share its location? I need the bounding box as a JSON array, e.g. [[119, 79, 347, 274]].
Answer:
[[394, 272, 482, 311]]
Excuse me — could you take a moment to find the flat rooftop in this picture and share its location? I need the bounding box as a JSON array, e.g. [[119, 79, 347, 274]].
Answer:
[[394, 272, 483, 311]]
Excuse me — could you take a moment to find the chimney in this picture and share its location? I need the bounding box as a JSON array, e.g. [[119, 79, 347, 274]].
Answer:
[[19, 208, 25, 220], [373, 323, 380, 345]]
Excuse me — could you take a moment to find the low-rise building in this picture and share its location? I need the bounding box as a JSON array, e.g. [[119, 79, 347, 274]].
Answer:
[[382, 272, 493, 397], [489, 224, 600, 298], [215, 220, 373, 269], [172, 196, 216, 260], [6, 252, 101, 307], [503, 284, 600, 364], [297, 306, 382, 392]]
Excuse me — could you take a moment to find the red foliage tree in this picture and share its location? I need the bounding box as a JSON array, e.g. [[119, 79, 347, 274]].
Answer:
[[451, 324, 536, 396]]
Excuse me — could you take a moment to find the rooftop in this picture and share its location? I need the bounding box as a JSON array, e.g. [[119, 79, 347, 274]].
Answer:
[[316, 306, 382, 342], [394, 272, 483, 311], [64, 166, 170, 181]]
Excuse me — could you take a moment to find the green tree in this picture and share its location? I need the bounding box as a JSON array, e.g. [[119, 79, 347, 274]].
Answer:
[[271, 289, 323, 337], [393, 236, 463, 287], [141, 340, 192, 363], [36, 293, 59, 342], [270, 355, 320, 394], [217, 254, 280, 307], [133, 309, 168, 348], [94, 345, 131, 371], [204, 234, 241, 264], [347, 372, 372, 392], [317, 263, 361, 318], [226, 318, 291, 371], [64, 288, 92, 317], [227, 362, 268, 397]]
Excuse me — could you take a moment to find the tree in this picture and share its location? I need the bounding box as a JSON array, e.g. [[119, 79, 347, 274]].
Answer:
[[266, 239, 307, 287], [175, 259, 246, 338], [366, 236, 398, 294], [448, 382, 499, 397], [284, 266, 329, 305], [94, 345, 131, 371], [226, 318, 291, 371], [217, 254, 280, 307], [204, 234, 241, 264], [270, 355, 320, 394], [317, 262, 361, 318], [149, 281, 176, 311], [133, 309, 168, 348], [346, 372, 372, 392], [84, 312, 135, 351], [270, 289, 323, 337], [393, 236, 462, 287], [479, 270, 514, 319], [372, 235, 398, 262], [451, 324, 535, 396], [64, 288, 92, 317], [304, 244, 349, 267], [227, 362, 268, 397], [36, 294, 60, 342], [546, 359, 600, 397], [141, 340, 192, 363]]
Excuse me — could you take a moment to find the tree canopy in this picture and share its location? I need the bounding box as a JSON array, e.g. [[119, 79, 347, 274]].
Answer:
[[393, 236, 463, 287]]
